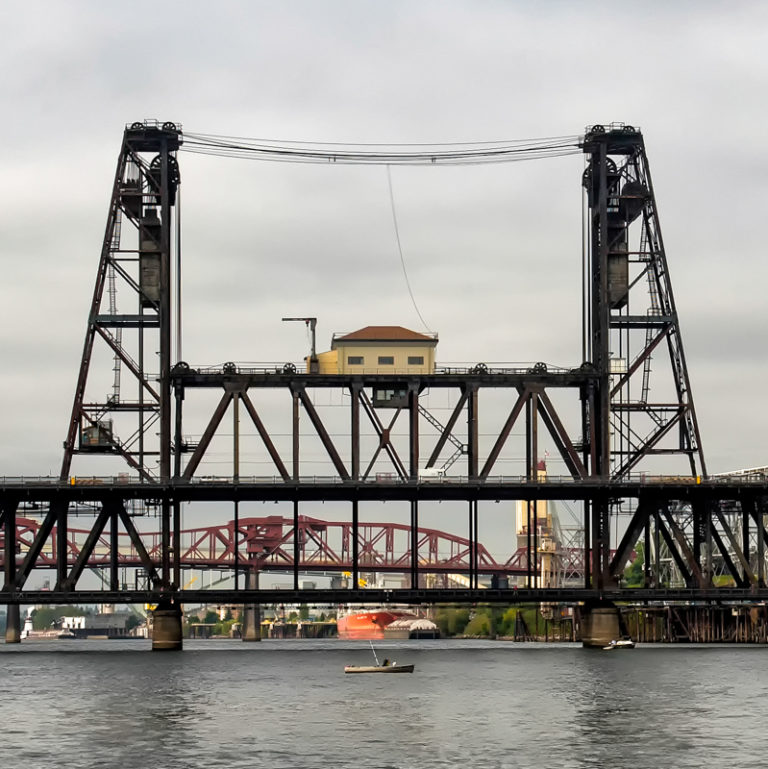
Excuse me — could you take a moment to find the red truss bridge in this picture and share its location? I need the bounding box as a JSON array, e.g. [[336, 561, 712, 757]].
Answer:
[[0, 514, 584, 582]]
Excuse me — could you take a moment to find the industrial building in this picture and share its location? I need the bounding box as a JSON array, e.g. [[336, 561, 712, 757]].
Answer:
[[311, 325, 438, 375]]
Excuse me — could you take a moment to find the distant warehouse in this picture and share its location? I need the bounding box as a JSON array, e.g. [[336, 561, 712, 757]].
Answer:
[[310, 325, 438, 375]]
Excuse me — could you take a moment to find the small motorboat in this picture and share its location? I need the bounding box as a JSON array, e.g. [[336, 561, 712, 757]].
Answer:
[[602, 638, 635, 650], [345, 642, 414, 673], [344, 663, 414, 674], [57, 629, 77, 639]]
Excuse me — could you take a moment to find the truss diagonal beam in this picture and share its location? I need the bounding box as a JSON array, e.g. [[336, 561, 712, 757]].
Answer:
[[610, 326, 669, 399], [239, 391, 291, 481], [536, 390, 587, 479], [709, 525, 748, 589], [117, 503, 161, 587], [610, 498, 653, 577], [662, 507, 704, 587], [480, 388, 529, 478], [60, 502, 113, 590], [714, 509, 754, 584], [94, 326, 160, 401], [294, 386, 350, 480], [656, 513, 693, 587], [11, 502, 65, 590], [182, 391, 233, 480], [612, 411, 683, 479], [425, 390, 469, 468]]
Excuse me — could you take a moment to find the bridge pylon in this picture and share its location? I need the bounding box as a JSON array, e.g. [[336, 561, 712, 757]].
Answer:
[[60, 120, 182, 483]]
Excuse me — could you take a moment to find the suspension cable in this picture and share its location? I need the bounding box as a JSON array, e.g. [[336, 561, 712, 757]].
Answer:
[[179, 131, 582, 166]]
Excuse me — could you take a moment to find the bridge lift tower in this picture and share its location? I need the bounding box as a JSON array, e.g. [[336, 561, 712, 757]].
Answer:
[[60, 121, 181, 483]]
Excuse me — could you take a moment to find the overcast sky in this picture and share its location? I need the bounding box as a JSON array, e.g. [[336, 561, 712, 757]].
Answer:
[[1, 0, 767, 486]]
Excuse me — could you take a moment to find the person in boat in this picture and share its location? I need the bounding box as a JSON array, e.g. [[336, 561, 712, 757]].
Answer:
[[382, 658, 390, 666]]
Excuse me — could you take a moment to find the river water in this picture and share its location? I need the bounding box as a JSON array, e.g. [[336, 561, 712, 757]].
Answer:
[[0, 638, 763, 768]]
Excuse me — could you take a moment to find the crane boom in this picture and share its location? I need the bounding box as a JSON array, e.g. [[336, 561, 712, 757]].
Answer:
[[282, 317, 318, 373]]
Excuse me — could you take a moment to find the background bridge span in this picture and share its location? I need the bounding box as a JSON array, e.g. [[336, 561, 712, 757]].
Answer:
[[1, 515, 585, 578]]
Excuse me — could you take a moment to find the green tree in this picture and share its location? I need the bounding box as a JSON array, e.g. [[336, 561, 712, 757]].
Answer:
[[213, 618, 238, 637], [435, 607, 470, 637], [203, 610, 218, 624], [498, 608, 518, 636], [624, 542, 645, 587], [464, 613, 491, 636], [299, 605, 310, 620]]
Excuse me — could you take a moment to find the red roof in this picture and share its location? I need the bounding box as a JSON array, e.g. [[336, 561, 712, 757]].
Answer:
[[334, 326, 437, 343]]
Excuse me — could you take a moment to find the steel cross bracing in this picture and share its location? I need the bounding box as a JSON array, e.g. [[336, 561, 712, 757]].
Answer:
[[27, 120, 750, 609], [1, 479, 767, 605]]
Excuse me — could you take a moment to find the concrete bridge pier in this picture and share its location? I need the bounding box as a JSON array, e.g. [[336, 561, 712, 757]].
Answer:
[[242, 569, 261, 642], [5, 604, 20, 644], [151, 601, 183, 651], [580, 601, 622, 648]]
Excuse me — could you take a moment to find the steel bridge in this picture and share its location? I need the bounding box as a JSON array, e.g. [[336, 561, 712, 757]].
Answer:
[[3, 121, 767, 625], [3, 475, 768, 606]]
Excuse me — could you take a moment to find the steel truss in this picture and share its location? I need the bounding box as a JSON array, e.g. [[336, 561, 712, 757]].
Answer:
[[2, 480, 767, 604], [61, 121, 181, 483], [28, 121, 730, 608], [0, 512, 588, 582]]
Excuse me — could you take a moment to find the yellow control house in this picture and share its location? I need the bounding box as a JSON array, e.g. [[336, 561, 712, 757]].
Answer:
[[311, 326, 438, 375]]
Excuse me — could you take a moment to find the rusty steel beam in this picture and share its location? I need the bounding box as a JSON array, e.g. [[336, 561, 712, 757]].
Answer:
[[467, 386, 479, 479], [181, 391, 233, 480], [359, 391, 407, 480], [709, 525, 748, 589], [409, 387, 419, 480], [425, 388, 469, 469], [745, 497, 767, 586], [239, 391, 291, 481], [94, 326, 160, 401], [110, 503, 119, 590], [609, 326, 669, 399], [117, 503, 161, 587], [610, 498, 654, 578], [350, 383, 361, 479], [61, 502, 113, 591], [293, 385, 350, 481], [661, 507, 704, 587], [656, 512, 693, 587], [713, 509, 754, 584], [479, 388, 530, 478], [536, 390, 587, 479], [612, 411, 684, 479], [11, 502, 62, 590], [56, 503, 69, 590], [2, 497, 18, 592]]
